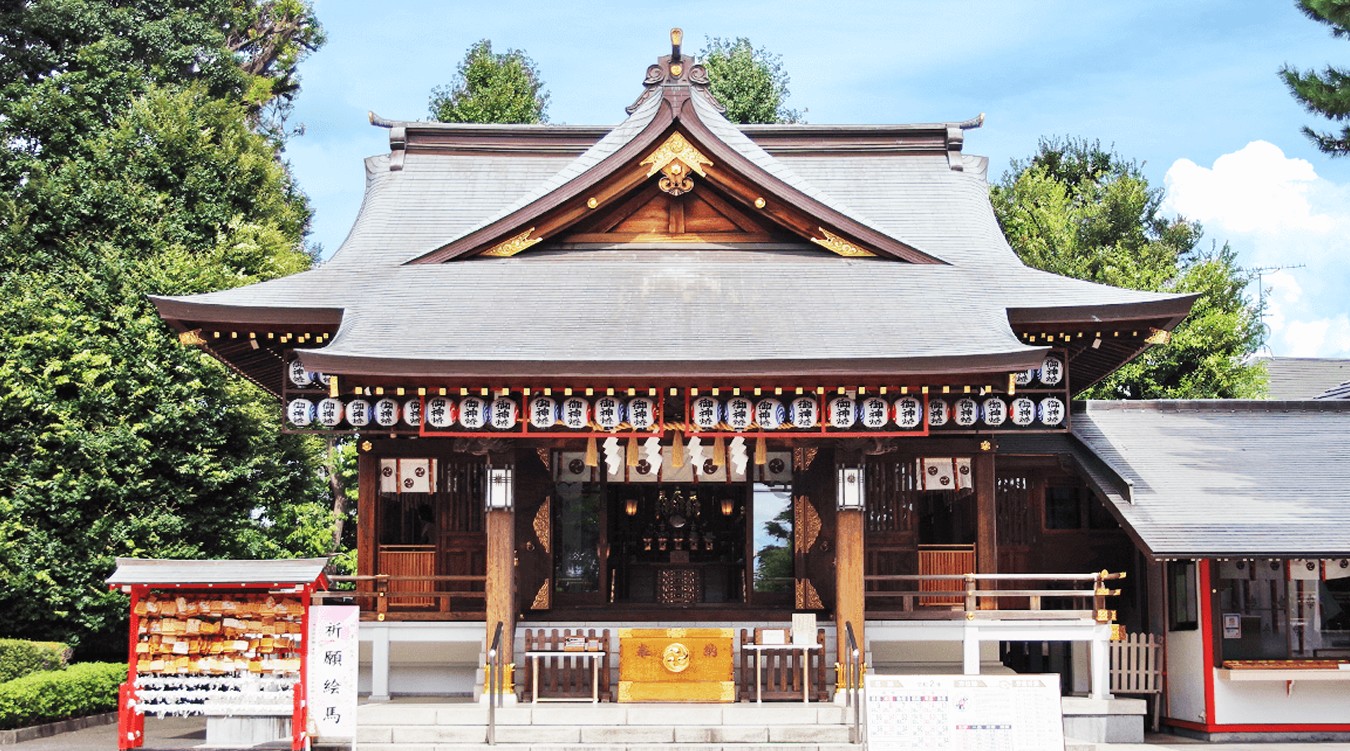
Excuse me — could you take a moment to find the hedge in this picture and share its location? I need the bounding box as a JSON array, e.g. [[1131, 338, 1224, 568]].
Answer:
[[0, 639, 71, 683], [0, 662, 125, 730]]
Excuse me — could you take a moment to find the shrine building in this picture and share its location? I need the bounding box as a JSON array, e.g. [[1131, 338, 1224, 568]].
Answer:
[[151, 31, 1350, 739]]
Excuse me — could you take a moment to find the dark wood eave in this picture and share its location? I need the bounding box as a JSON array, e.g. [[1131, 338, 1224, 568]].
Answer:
[[407, 88, 944, 265], [295, 348, 1050, 384], [150, 295, 343, 330], [1006, 294, 1198, 331]]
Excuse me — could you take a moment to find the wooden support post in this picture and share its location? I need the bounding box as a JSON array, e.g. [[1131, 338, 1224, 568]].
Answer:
[[834, 508, 865, 668], [974, 452, 997, 610], [357, 449, 378, 602], [485, 508, 516, 665]]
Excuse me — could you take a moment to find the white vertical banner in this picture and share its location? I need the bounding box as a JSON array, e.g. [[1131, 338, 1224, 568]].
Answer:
[[308, 605, 359, 742]]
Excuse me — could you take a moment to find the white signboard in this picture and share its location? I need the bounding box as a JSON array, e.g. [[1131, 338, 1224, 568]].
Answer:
[[308, 605, 359, 741], [865, 673, 1064, 751]]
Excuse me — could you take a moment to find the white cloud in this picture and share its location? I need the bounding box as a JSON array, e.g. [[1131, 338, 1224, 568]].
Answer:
[[1164, 142, 1350, 359]]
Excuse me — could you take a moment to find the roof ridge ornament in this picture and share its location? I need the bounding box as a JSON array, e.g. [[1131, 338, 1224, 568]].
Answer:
[[625, 28, 725, 116]]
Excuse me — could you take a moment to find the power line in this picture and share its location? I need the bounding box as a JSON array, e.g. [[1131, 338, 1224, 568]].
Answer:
[[1243, 264, 1306, 351]]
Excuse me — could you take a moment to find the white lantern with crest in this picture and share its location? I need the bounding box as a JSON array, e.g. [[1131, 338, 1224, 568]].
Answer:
[[593, 395, 625, 430], [317, 397, 344, 427], [725, 396, 753, 431], [981, 397, 1007, 427], [789, 396, 818, 428], [828, 396, 857, 429], [1014, 368, 1035, 387], [691, 396, 722, 430], [286, 399, 315, 427], [1038, 356, 1064, 387], [860, 397, 889, 429], [288, 360, 313, 388], [1010, 397, 1036, 426], [893, 396, 923, 429], [561, 397, 590, 429], [927, 398, 949, 427], [374, 398, 400, 427], [458, 396, 488, 429], [627, 397, 656, 431], [403, 399, 422, 427], [755, 398, 786, 430], [426, 397, 455, 429], [345, 399, 371, 427], [490, 397, 518, 430], [953, 398, 978, 427], [529, 396, 559, 429], [1038, 397, 1066, 426]]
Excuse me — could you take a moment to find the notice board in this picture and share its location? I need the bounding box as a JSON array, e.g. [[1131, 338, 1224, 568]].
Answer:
[[864, 673, 1064, 751]]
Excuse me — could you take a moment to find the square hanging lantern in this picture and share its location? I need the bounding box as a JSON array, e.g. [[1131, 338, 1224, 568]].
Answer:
[[836, 465, 865, 510], [485, 464, 514, 511]]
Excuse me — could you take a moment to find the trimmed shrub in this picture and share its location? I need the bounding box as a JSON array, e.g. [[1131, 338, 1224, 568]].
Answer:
[[0, 662, 125, 730], [0, 639, 71, 683]]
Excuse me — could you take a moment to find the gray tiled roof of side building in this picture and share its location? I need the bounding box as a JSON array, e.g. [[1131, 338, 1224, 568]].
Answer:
[[106, 557, 331, 586], [1068, 400, 1350, 557]]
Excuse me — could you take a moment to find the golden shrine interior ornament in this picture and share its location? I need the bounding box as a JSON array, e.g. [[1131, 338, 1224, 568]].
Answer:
[[811, 227, 877, 258], [641, 132, 712, 196]]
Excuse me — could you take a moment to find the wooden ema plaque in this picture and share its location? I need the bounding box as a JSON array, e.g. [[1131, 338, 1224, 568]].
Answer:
[[617, 628, 734, 703]]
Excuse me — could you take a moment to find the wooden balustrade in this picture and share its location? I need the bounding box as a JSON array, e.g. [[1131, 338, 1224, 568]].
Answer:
[[865, 570, 1125, 621], [314, 573, 487, 621]]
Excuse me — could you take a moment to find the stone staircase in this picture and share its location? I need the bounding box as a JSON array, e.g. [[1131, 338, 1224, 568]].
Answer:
[[355, 701, 859, 751]]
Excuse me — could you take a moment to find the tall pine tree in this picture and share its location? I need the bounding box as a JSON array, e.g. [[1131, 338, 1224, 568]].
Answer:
[[428, 40, 550, 124], [1281, 0, 1350, 156]]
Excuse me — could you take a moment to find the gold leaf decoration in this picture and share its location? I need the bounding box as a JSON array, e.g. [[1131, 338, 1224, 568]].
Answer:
[[533, 497, 551, 554], [795, 578, 824, 610], [530, 580, 550, 610], [641, 132, 712, 178], [534, 448, 550, 470], [811, 227, 876, 258], [482, 227, 542, 257]]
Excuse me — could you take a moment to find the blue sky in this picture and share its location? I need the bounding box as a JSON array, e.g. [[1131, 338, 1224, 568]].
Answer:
[[288, 1, 1350, 358]]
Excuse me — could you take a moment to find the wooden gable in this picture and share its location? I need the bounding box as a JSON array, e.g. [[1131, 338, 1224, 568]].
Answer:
[[559, 180, 789, 244]]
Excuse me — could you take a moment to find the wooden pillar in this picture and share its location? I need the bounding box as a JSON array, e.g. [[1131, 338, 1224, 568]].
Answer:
[[974, 452, 997, 575], [357, 449, 378, 582], [485, 507, 516, 664], [834, 507, 865, 668]]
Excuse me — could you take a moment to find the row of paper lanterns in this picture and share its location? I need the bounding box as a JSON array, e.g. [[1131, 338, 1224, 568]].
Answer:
[[286, 393, 1066, 430]]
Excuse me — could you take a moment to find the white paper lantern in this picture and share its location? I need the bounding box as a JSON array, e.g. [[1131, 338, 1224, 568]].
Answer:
[[561, 397, 590, 430], [927, 398, 949, 427], [312, 372, 331, 388], [691, 396, 722, 430], [627, 397, 656, 430], [529, 396, 558, 429], [345, 399, 371, 427], [1038, 396, 1066, 426], [374, 398, 400, 427], [1010, 397, 1036, 426], [1038, 356, 1064, 387], [755, 398, 787, 430], [859, 397, 889, 429], [286, 398, 315, 426], [403, 399, 423, 427], [458, 396, 487, 429], [789, 396, 818, 428], [893, 396, 923, 428], [1014, 368, 1035, 387], [490, 397, 518, 430], [953, 397, 979, 427], [981, 398, 1007, 427], [725, 396, 753, 432], [593, 396, 625, 430], [828, 396, 856, 429], [317, 397, 344, 427], [287, 360, 313, 388], [425, 397, 455, 428]]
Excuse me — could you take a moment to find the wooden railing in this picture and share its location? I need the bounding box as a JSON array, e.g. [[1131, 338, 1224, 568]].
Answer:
[[864, 571, 1125, 622], [314, 574, 488, 621]]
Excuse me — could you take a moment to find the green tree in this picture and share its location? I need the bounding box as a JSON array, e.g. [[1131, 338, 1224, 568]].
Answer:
[[429, 40, 550, 124], [1280, 0, 1350, 156], [699, 37, 802, 124], [0, 1, 333, 655], [991, 138, 1265, 399]]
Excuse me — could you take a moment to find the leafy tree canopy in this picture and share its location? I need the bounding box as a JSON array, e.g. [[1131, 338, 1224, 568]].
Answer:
[[429, 40, 550, 124], [991, 138, 1265, 399], [1281, 0, 1350, 155], [0, 1, 332, 656], [699, 37, 802, 124]]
